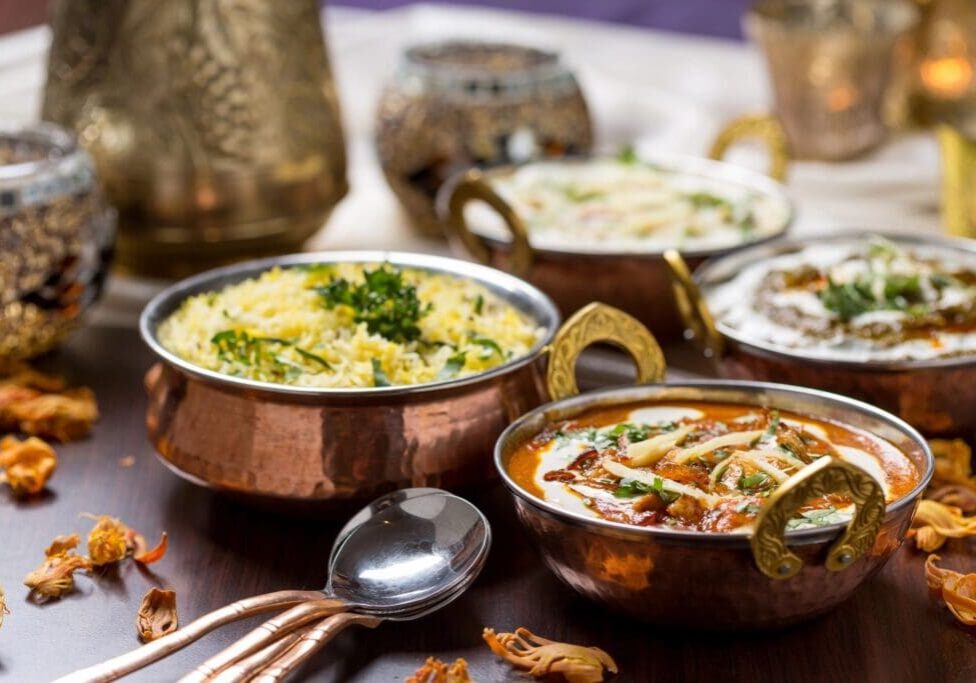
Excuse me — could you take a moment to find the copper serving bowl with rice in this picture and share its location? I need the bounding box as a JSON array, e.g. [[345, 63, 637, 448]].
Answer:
[[437, 144, 792, 340], [666, 232, 976, 437], [495, 380, 932, 628], [140, 251, 665, 507]]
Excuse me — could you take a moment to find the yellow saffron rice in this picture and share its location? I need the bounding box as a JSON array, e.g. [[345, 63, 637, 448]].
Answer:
[[157, 264, 545, 388]]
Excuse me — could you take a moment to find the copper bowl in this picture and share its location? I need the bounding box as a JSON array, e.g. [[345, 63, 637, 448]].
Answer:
[[436, 142, 793, 341], [495, 381, 933, 628], [666, 232, 976, 437], [139, 251, 667, 507]]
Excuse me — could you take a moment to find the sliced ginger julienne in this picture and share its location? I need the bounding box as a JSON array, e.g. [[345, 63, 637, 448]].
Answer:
[[405, 657, 474, 683], [24, 533, 92, 602], [137, 587, 178, 642], [483, 627, 617, 683], [0, 435, 57, 496], [926, 554, 976, 626], [909, 500, 976, 552]]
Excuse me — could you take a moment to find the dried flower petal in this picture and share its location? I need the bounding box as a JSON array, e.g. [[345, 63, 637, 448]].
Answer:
[[929, 439, 976, 489], [0, 360, 65, 392], [136, 588, 178, 642], [24, 541, 92, 602], [130, 531, 169, 565], [405, 657, 473, 683], [8, 387, 99, 442], [86, 515, 130, 566], [0, 436, 57, 496], [0, 582, 8, 629], [483, 627, 617, 683], [45, 533, 80, 557], [925, 554, 976, 626], [909, 500, 976, 551]]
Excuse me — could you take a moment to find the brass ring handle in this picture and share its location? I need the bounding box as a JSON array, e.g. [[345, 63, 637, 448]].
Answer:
[[751, 457, 886, 580], [546, 302, 666, 401], [441, 168, 534, 277], [708, 114, 790, 182], [662, 249, 724, 359]]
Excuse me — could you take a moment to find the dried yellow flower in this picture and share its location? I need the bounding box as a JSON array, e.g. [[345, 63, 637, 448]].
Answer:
[[136, 588, 178, 642], [8, 387, 99, 442], [483, 627, 617, 683], [926, 554, 976, 626], [929, 439, 976, 490], [86, 515, 130, 566], [0, 435, 57, 496], [928, 484, 976, 514], [405, 657, 473, 683], [24, 535, 92, 602], [909, 500, 976, 552]]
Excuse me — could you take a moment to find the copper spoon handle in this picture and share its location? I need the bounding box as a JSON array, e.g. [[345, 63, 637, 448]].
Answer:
[[179, 598, 349, 682], [207, 631, 307, 683], [248, 612, 382, 682], [53, 590, 325, 683]]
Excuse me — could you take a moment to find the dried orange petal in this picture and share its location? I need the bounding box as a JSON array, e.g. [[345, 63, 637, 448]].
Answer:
[[925, 554, 976, 626], [86, 515, 130, 566], [0, 436, 57, 496], [483, 627, 617, 683], [0, 360, 65, 392], [45, 533, 80, 557], [131, 531, 169, 565], [910, 500, 976, 551], [929, 439, 976, 489], [929, 485, 976, 514], [136, 588, 178, 642]]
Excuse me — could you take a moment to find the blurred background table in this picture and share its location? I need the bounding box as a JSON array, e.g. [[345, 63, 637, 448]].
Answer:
[[0, 5, 963, 683]]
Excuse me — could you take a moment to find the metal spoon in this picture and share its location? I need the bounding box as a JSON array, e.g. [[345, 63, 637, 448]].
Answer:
[[182, 490, 492, 681], [206, 531, 491, 682], [56, 488, 490, 683]]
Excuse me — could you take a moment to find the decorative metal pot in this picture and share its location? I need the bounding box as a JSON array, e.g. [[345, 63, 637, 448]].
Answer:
[[375, 41, 592, 238], [42, 0, 347, 277]]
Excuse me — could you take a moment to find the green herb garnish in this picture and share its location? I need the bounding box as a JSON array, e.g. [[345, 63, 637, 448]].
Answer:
[[785, 506, 846, 529], [473, 294, 484, 315], [295, 347, 331, 370], [617, 145, 638, 165], [437, 351, 467, 380], [738, 472, 770, 490], [470, 336, 504, 358], [316, 265, 430, 343], [371, 358, 391, 387], [613, 478, 653, 498], [211, 330, 331, 379]]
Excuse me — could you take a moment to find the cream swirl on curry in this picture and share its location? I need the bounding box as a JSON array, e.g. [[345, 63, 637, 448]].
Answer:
[[707, 237, 976, 363], [507, 401, 918, 533], [474, 156, 790, 253]]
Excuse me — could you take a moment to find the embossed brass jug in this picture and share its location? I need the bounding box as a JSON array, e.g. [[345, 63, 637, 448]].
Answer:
[[42, 0, 347, 277]]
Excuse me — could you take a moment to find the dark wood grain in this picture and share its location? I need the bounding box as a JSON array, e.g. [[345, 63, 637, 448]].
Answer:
[[0, 324, 972, 682]]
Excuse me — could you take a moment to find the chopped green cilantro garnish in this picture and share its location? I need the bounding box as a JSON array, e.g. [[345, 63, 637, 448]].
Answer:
[[371, 358, 391, 387]]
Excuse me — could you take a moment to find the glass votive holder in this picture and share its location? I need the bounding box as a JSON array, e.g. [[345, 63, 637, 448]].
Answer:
[[0, 123, 115, 358], [746, 0, 919, 160]]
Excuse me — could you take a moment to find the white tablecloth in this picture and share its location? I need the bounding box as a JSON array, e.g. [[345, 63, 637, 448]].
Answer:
[[0, 3, 945, 325]]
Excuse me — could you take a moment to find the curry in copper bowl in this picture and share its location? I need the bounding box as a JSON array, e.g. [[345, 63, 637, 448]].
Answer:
[[667, 233, 976, 436], [496, 382, 932, 628]]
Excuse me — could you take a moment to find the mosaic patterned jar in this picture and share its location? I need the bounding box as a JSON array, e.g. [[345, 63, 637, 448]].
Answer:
[[375, 41, 593, 238], [0, 123, 115, 358]]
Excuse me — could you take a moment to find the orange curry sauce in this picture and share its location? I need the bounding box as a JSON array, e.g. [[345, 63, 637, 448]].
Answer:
[[507, 401, 919, 533]]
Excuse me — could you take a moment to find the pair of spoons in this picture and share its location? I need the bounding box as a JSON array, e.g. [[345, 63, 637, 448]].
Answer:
[[56, 488, 491, 682]]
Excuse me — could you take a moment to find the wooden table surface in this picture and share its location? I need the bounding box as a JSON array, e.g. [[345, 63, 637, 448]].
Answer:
[[0, 322, 974, 683]]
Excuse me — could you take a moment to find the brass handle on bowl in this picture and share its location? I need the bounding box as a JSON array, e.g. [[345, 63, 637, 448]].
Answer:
[[751, 457, 885, 580], [441, 168, 534, 276], [708, 114, 790, 182], [546, 302, 666, 401], [662, 249, 724, 358]]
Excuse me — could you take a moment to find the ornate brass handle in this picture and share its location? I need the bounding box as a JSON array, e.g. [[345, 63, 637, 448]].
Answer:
[[546, 302, 666, 401], [441, 168, 534, 276], [708, 114, 790, 182], [751, 457, 885, 580], [662, 249, 724, 358]]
